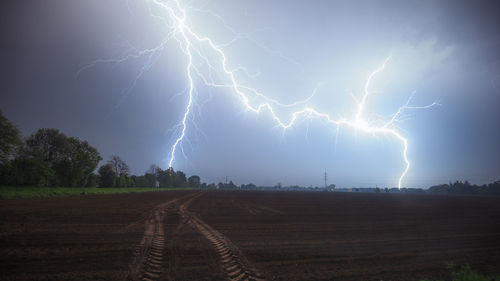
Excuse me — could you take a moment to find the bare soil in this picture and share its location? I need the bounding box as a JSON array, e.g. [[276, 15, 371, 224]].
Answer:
[[1, 190, 500, 280]]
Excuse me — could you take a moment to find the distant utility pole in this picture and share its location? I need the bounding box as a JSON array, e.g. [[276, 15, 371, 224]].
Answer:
[[324, 170, 327, 189], [225, 176, 228, 184]]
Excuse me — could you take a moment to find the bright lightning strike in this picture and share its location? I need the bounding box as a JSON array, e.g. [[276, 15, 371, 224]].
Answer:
[[81, 0, 440, 188]]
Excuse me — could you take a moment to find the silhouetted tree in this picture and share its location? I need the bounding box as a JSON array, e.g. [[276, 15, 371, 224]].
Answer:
[[429, 184, 449, 194], [174, 170, 187, 187], [188, 175, 201, 188], [97, 163, 115, 187], [241, 183, 257, 189], [23, 129, 68, 164], [62, 137, 101, 186], [427, 180, 500, 196], [118, 173, 128, 187], [108, 155, 129, 187], [21, 129, 101, 186], [0, 111, 22, 165], [486, 181, 500, 195], [143, 173, 157, 187], [8, 158, 53, 186], [109, 155, 129, 175], [86, 173, 97, 187], [158, 167, 175, 188]]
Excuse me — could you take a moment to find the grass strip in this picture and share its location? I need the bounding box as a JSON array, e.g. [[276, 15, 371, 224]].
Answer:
[[0, 186, 193, 199]]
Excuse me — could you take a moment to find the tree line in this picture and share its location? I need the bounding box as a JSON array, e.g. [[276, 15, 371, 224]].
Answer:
[[428, 180, 500, 196], [3, 111, 499, 192], [96, 160, 200, 188], [0, 111, 199, 188]]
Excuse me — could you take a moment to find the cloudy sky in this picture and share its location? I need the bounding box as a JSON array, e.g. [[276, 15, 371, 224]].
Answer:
[[1, 0, 499, 188]]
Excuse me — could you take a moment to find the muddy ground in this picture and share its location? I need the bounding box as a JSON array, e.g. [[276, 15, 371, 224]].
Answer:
[[1, 190, 499, 281]]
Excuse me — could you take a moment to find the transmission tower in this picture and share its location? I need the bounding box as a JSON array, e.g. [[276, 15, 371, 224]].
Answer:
[[324, 170, 327, 189]]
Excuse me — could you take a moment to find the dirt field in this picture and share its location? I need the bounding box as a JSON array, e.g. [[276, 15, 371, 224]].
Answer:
[[1, 190, 500, 281]]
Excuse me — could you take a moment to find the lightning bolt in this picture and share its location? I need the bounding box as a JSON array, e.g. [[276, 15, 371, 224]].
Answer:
[[81, 0, 439, 188]]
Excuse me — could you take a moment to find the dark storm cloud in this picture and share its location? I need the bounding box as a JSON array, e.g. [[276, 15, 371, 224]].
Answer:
[[417, 0, 500, 68], [0, 0, 185, 174]]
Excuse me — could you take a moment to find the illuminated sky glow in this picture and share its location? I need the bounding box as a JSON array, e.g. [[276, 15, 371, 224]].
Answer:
[[1, 0, 499, 188], [145, 0, 440, 188]]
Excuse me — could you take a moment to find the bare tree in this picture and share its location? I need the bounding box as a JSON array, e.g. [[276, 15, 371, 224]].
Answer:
[[108, 155, 129, 176]]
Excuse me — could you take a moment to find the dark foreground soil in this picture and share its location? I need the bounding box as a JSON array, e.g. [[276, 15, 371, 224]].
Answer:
[[1, 190, 500, 281]]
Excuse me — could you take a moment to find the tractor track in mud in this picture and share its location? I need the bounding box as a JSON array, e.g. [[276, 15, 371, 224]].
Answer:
[[127, 192, 200, 281], [128, 191, 264, 281], [180, 192, 265, 281]]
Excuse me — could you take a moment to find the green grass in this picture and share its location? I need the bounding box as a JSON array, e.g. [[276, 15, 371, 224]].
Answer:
[[0, 186, 193, 199], [420, 265, 500, 281]]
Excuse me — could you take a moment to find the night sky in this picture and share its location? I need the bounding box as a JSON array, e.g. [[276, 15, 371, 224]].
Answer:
[[1, 0, 499, 188]]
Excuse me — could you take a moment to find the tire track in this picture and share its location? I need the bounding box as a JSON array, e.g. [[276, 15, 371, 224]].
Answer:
[[127, 192, 201, 281], [180, 192, 266, 281]]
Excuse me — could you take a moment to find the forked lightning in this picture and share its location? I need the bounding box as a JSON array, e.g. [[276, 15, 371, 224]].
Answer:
[[82, 0, 439, 188]]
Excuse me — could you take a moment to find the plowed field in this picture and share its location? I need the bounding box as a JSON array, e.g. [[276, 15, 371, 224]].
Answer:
[[1, 190, 499, 280]]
